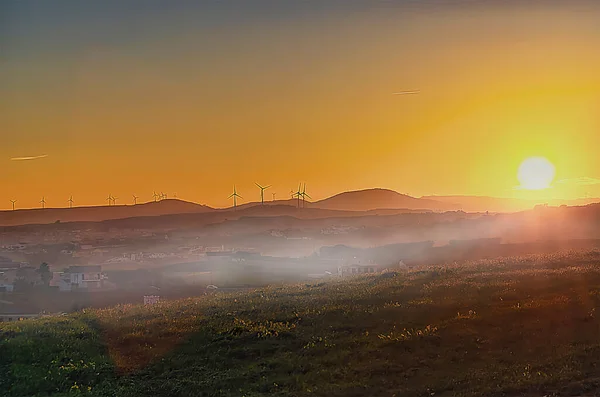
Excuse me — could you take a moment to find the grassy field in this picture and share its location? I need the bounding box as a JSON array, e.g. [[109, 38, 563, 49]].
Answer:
[[3, 250, 600, 396]]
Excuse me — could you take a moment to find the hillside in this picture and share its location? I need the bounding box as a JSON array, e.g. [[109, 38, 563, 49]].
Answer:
[[312, 188, 459, 212], [0, 189, 451, 228], [0, 199, 213, 227], [232, 189, 452, 212], [423, 195, 600, 213], [4, 250, 600, 396]]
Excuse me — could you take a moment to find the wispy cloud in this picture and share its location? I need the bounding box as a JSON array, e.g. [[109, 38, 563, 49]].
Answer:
[[557, 177, 600, 186], [10, 154, 48, 161], [393, 90, 420, 95]]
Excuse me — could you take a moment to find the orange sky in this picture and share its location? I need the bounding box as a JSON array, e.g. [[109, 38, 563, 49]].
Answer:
[[2, 1, 600, 209]]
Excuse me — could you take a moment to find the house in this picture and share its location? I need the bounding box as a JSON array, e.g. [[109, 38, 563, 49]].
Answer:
[[0, 268, 18, 292], [338, 264, 381, 276], [0, 256, 21, 267], [49, 272, 72, 292], [0, 257, 27, 292], [62, 265, 104, 290]]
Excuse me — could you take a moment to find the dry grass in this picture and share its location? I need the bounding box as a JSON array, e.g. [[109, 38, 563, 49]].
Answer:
[[3, 250, 600, 396]]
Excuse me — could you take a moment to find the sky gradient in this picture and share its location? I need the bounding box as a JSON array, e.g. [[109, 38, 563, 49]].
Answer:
[[2, 0, 600, 208]]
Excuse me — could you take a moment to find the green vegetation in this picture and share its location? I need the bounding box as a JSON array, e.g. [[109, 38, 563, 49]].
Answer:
[[38, 262, 52, 286], [3, 250, 600, 396]]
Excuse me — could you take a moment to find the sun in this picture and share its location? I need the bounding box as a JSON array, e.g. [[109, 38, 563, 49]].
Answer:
[[517, 157, 556, 190]]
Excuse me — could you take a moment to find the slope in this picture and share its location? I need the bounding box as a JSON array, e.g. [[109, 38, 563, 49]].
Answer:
[[3, 251, 600, 396], [312, 188, 460, 211], [0, 199, 213, 227]]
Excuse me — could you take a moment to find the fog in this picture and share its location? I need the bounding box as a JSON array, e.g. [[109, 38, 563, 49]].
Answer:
[[2, 203, 600, 315]]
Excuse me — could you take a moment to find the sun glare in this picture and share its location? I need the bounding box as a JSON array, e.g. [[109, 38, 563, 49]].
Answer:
[[517, 157, 556, 190]]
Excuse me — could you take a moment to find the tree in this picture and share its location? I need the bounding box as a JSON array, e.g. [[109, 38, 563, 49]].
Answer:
[[38, 262, 52, 286], [13, 277, 33, 292]]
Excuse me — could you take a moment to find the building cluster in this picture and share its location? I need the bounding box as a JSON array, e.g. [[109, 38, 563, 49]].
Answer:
[[0, 260, 109, 293], [49, 265, 107, 292]]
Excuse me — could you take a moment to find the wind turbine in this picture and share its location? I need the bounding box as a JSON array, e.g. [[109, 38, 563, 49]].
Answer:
[[106, 195, 113, 206], [112, 196, 118, 205], [292, 183, 303, 208], [68, 196, 74, 209], [228, 185, 242, 211], [255, 183, 271, 205], [301, 183, 311, 208], [152, 192, 159, 202], [272, 192, 276, 201], [132, 195, 139, 205], [10, 200, 17, 211], [40, 197, 46, 209]]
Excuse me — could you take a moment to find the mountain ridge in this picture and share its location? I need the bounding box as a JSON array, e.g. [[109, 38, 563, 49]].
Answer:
[[2, 188, 598, 227]]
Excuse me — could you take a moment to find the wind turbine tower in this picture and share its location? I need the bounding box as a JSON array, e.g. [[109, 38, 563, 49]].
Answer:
[[255, 183, 271, 205], [292, 183, 303, 208], [10, 200, 17, 211], [301, 183, 311, 208], [228, 185, 243, 211]]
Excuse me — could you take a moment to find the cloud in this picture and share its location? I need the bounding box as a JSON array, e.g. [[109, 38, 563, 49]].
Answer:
[[557, 177, 600, 186], [393, 90, 420, 95], [10, 154, 48, 161]]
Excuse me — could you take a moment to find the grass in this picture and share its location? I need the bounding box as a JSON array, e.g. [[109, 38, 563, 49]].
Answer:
[[3, 250, 600, 396]]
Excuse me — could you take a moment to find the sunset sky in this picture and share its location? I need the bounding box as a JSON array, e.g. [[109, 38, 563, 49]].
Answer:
[[2, 0, 600, 209]]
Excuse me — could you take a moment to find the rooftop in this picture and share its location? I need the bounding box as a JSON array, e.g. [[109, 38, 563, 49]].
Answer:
[[66, 265, 102, 273]]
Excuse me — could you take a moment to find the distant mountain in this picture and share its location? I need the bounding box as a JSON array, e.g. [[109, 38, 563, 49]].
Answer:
[[0, 199, 214, 227], [421, 196, 534, 213], [422, 195, 600, 213], [225, 189, 459, 212], [311, 189, 460, 212]]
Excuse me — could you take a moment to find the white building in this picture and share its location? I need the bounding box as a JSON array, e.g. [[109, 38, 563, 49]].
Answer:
[[0, 268, 18, 292], [49, 272, 72, 292], [50, 265, 104, 291], [338, 264, 380, 276]]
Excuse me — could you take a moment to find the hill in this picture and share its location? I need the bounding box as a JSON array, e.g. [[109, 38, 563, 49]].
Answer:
[[4, 250, 600, 396], [0, 190, 450, 228], [423, 195, 600, 213], [0, 199, 213, 227], [312, 188, 459, 212], [230, 189, 458, 212]]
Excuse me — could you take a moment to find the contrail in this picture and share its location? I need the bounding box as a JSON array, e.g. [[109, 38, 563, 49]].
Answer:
[[393, 90, 420, 95], [10, 154, 48, 161]]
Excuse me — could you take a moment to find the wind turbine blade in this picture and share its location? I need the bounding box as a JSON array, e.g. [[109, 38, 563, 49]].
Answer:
[[255, 183, 262, 189], [265, 185, 271, 190], [304, 193, 312, 199], [228, 194, 235, 199]]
